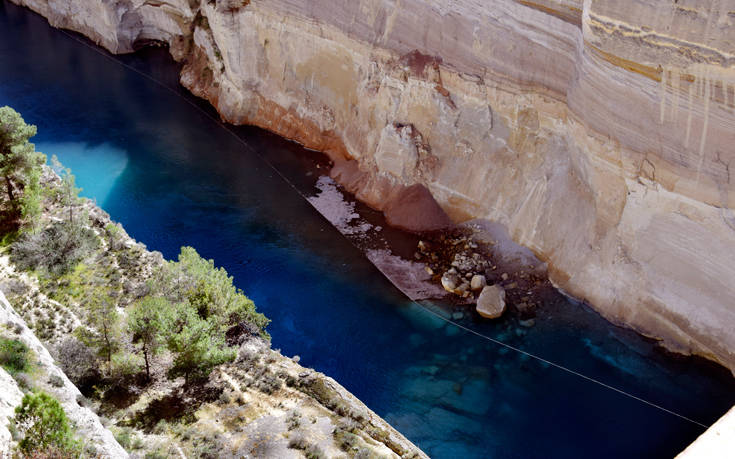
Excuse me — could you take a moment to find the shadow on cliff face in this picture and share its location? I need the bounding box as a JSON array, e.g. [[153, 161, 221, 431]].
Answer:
[[331, 159, 454, 232]]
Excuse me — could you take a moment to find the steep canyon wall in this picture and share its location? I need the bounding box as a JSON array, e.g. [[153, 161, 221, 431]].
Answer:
[[11, 0, 735, 373]]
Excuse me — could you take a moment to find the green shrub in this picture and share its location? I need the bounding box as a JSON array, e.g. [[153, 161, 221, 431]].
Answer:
[[165, 302, 236, 383], [153, 246, 269, 336], [0, 337, 29, 374], [48, 374, 64, 388], [0, 106, 45, 232], [114, 426, 134, 450], [105, 222, 125, 251], [110, 351, 144, 380], [10, 219, 99, 275], [128, 296, 174, 380], [11, 392, 80, 455]]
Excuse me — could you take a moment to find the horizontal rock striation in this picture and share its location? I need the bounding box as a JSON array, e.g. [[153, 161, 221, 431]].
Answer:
[[11, 0, 735, 373]]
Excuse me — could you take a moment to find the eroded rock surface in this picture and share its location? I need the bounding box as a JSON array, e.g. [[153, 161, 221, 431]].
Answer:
[[11, 0, 735, 373]]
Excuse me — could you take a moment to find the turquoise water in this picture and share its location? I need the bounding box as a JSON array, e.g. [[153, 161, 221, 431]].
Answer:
[[1, 2, 734, 457]]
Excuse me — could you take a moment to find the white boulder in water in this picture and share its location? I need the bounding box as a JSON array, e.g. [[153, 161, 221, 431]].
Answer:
[[476, 285, 506, 319]]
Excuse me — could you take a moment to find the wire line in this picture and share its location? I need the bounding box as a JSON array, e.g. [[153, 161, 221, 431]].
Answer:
[[56, 27, 712, 430]]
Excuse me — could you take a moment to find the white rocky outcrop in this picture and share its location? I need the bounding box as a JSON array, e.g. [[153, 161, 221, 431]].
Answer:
[[0, 368, 23, 456], [9, 0, 735, 374], [677, 406, 735, 458]]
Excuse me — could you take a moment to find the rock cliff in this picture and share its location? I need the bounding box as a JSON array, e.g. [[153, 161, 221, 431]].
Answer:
[[11, 0, 735, 373]]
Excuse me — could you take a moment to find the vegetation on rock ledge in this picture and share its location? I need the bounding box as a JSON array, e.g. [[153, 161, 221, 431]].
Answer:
[[0, 106, 422, 458], [0, 106, 271, 456]]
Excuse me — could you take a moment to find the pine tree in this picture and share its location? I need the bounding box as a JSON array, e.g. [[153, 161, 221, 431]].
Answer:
[[12, 392, 80, 455], [81, 287, 121, 372], [51, 155, 81, 224], [128, 297, 173, 380], [0, 106, 45, 220]]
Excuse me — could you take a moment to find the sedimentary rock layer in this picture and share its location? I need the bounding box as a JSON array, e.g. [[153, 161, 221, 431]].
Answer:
[[11, 0, 735, 373]]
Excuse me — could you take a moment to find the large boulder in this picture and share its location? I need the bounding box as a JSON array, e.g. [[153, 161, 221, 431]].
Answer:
[[476, 285, 506, 319]]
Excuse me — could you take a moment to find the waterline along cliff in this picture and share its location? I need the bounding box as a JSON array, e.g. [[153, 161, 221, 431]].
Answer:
[[11, 0, 735, 374]]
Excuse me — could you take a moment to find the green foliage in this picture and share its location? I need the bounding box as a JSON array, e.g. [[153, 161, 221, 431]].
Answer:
[[78, 287, 121, 371], [113, 425, 143, 452], [51, 155, 81, 224], [134, 247, 271, 383], [105, 222, 125, 251], [48, 374, 64, 388], [114, 426, 133, 450], [0, 106, 45, 209], [165, 301, 236, 383], [11, 392, 80, 456], [154, 246, 269, 336], [0, 337, 29, 374], [110, 351, 144, 380], [10, 219, 99, 275], [19, 164, 43, 233], [128, 297, 174, 379]]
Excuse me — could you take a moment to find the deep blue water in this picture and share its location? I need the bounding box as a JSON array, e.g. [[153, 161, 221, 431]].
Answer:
[[1, 2, 734, 457]]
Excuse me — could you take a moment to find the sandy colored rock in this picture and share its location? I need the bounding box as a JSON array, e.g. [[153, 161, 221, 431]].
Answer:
[[441, 271, 460, 293], [677, 405, 735, 458], [476, 285, 506, 319], [0, 368, 23, 456], [470, 274, 487, 291]]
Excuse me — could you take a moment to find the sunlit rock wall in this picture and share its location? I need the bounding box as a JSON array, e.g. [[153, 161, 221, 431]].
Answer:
[[12, 0, 735, 373]]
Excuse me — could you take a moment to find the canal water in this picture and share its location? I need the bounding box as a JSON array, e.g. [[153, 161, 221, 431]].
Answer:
[[1, 2, 733, 457]]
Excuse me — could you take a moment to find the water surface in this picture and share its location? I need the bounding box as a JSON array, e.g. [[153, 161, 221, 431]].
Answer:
[[1, 3, 733, 457]]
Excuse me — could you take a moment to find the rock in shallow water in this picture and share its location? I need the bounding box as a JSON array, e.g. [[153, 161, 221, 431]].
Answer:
[[476, 285, 506, 319]]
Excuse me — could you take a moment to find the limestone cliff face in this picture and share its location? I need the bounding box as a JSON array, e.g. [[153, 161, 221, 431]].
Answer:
[[12, 0, 735, 373]]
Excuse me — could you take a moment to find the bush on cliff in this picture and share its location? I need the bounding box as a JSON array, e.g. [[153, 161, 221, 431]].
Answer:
[[165, 300, 237, 383], [10, 219, 99, 275], [77, 287, 122, 372], [128, 296, 174, 380], [11, 391, 80, 456], [0, 106, 46, 232], [54, 337, 101, 391], [0, 337, 30, 374], [152, 246, 270, 337], [135, 246, 270, 383]]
